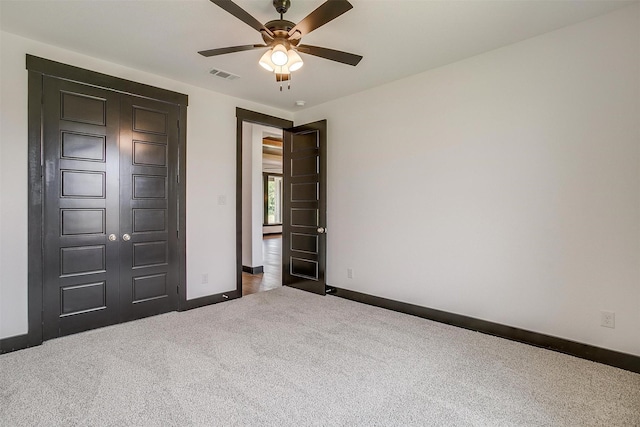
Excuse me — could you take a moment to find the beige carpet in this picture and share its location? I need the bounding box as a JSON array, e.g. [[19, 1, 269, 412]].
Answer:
[[1, 286, 639, 426]]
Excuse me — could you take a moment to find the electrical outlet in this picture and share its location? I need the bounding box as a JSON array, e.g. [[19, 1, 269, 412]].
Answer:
[[347, 268, 353, 279], [600, 311, 615, 329], [201, 273, 209, 284]]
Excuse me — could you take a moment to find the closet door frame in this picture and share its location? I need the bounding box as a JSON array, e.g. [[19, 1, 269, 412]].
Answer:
[[26, 55, 188, 348]]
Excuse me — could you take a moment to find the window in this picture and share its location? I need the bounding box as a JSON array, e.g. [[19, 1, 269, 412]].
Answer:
[[264, 173, 283, 225]]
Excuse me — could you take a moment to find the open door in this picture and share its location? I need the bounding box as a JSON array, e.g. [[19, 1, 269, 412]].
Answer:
[[282, 120, 327, 295]]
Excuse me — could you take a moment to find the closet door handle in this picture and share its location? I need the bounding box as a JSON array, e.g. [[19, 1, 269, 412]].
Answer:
[[108, 234, 117, 242], [122, 234, 131, 241]]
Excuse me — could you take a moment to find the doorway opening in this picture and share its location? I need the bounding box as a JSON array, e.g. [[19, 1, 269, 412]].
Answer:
[[235, 108, 328, 297], [235, 109, 293, 297], [241, 124, 284, 296]]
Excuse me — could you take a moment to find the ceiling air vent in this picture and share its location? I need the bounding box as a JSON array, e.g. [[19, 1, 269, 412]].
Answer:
[[209, 68, 240, 81]]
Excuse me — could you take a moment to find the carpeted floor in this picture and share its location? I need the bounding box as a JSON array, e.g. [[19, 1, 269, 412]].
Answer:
[[1, 286, 639, 426]]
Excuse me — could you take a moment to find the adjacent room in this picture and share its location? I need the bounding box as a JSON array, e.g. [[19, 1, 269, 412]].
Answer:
[[241, 122, 284, 296], [1, 0, 639, 424]]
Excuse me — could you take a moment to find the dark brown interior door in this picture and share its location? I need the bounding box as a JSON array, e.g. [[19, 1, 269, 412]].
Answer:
[[119, 96, 179, 320], [282, 120, 327, 295], [42, 77, 121, 339], [42, 77, 179, 339]]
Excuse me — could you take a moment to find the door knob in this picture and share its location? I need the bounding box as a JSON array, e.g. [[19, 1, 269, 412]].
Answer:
[[122, 233, 131, 241], [108, 234, 117, 241], [317, 227, 325, 234]]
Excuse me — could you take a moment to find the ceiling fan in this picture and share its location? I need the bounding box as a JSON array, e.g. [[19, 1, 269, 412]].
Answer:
[[198, 0, 363, 87]]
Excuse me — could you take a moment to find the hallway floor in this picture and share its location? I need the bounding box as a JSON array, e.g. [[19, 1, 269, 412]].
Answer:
[[242, 234, 282, 296]]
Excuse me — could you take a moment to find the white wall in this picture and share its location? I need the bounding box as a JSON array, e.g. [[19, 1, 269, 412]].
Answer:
[[0, 31, 292, 339], [294, 5, 640, 356], [242, 122, 253, 268], [0, 27, 7, 339]]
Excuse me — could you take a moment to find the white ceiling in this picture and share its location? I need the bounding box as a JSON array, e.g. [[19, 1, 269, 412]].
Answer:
[[0, 0, 634, 112]]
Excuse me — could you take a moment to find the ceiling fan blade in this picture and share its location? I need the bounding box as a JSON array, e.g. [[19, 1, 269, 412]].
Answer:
[[288, 0, 353, 39], [210, 0, 274, 37], [198, 44, 267, 57], [297, 44, 362, 66]]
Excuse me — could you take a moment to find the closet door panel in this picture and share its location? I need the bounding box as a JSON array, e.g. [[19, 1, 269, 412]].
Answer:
[[42, 77, 121, 339], [118, 96, 179, 320]]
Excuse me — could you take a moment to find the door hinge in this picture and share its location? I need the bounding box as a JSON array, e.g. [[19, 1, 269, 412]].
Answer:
[[177, 285, 180, 295], [177, 120, 180, 129], [177, 230, 179, 239], [176, 174, 179, 184]]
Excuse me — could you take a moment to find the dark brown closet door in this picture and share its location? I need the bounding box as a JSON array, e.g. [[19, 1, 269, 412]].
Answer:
[[282, 120, 327, 295], [42, 78, 180, 340], [118, 96, 179, 320], [42, 77, 121, 339]]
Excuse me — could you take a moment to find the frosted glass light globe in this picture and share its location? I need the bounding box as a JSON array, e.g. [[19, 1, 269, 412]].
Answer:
[[271, 44, 288, 66], [287, 49, 303, 71], [259, 50, 275, 72]]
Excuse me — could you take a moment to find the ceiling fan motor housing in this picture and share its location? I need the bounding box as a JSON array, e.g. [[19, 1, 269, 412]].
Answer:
[[273, 0, 291, 15], [262, 20, 299, 46]]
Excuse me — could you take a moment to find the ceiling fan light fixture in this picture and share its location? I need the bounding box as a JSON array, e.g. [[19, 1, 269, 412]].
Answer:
[[270, 44, 289, 66], [287, 49, 304, 71], [259, 50, 275, 72], [202, 0, 363, 92]]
